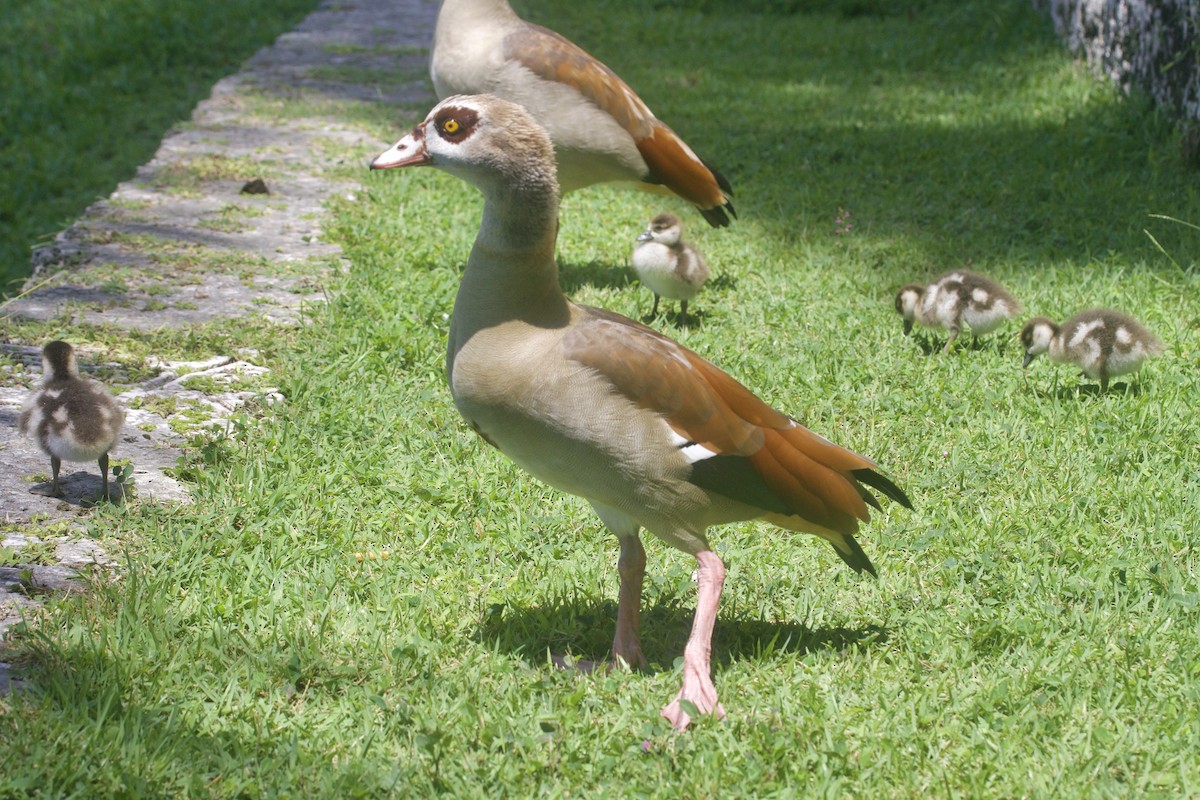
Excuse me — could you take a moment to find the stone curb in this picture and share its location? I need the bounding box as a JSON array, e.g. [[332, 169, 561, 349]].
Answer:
[[0, 0, 440, 667]]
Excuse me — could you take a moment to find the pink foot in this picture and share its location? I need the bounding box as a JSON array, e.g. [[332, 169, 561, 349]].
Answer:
[[661, 664, 726, 730], [611, 634, 646, 672], [661, 549, 727, 731]]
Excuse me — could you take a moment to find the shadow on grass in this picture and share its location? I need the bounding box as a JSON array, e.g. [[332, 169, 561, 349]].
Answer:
[[4, 633, 245, 786], [635, 306, 714, 330], [4, 634, 403, 795], [558, 259, 634, 294], [900, 331, 1022, 357], [1020, 368, 1152, 398], [527, 0, 1196, 275], [1033, 379, 1144, 399], [476, 595, 888, 672]]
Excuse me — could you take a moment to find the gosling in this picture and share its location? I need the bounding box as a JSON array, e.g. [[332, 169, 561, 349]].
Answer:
[[896, 269, 1022, 353], [1020, 309, 1163, 393], [631, 213, 711, 324], [19, 341, 125, 500]]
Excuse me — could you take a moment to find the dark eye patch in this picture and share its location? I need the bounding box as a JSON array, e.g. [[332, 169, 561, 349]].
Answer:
[[433, 106, 479, 142]]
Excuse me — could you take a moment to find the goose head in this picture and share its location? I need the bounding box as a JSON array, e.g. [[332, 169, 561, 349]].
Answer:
[[636, 213, 684, 247], [41, 340, 79, 381], [1020, 317, 1058, 368], [370, 94, 558, 200]]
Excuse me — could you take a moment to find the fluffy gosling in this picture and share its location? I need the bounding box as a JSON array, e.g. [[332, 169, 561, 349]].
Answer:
[[896, 269, 1022, 353], [19, 341, 125, 500], [631, 212, 711, 324], [1020, 308, 1163, 393]]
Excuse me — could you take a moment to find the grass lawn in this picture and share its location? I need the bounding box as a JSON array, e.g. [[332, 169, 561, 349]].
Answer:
[[0, 0, 321, 293], [4, 0, 1200, 796]]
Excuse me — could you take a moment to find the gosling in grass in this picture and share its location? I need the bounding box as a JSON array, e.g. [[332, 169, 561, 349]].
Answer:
[[631, 212, 711, 324], [1020, 309, 1163, 393], [19, 341, 125, 500], [895, 269, 1022, 353]]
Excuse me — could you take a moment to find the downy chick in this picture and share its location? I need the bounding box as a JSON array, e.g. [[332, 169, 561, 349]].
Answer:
[[631, 212, 710, 324]]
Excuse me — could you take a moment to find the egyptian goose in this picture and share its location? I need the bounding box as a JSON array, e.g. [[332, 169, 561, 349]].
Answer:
[[19, 341, 125, 501], [1020, 308, 1163, 392], [370, 94, 911, 730], [895, 269, 1022, 353], [631, 212, 710, 323], [430, 0, 735, 227]]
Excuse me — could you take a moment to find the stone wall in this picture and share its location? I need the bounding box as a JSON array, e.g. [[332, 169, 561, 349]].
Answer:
[[1039, 0, 1200, 122]]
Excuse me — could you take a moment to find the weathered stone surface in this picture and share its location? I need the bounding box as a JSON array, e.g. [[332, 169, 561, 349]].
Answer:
[[0, 0, 440, 670], [1040, 0, 1200, 122]]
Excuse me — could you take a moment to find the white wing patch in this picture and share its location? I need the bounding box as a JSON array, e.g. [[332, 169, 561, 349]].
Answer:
[[668, 428, 718, 464], [1068, 318, 1104, 349], [20, 405, 42, 435]]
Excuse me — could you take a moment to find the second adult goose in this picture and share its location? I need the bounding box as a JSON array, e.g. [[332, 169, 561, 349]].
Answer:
[[371, 94, 910, 731], [430, 0, 735, 227]]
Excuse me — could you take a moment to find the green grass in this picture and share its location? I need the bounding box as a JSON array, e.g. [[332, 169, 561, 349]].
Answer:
[[0, 0, 321, 293], [4, 0, 1200, 796]]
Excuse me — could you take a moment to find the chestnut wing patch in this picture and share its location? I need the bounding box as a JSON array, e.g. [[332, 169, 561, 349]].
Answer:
[[504, 25, 657, 137], [503, 25, 732, 220], [562, 307, 766, 456], [561, 308, 897, 532]]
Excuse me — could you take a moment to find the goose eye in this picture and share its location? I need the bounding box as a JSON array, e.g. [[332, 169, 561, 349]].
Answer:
[[433, 106, 478, 141]]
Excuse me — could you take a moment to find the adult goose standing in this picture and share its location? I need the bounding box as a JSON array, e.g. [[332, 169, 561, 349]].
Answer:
[[370, 94, 911, 730], [430, 0, 735, 227]]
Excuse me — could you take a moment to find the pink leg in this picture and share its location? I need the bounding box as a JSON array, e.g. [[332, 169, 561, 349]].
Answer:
[[661, 550, 727, 730], [612, 534, 647, 669], [941, 326, 960, 354]]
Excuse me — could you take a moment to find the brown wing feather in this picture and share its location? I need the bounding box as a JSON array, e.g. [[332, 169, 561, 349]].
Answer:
[[565, 308, 764, 454], [563, 308, 897, 533], [754, 430, 870, 531], [507, 24, 657, 135], [504, 25, 732, 220], [635, 126, 732, 217]]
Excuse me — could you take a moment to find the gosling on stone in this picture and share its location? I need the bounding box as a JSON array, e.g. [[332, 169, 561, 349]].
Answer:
[[19, 341, 125, 500], [631, 213, 711, 324], [1020, 309, 1163, 393], [895, 269, 1022, 353]]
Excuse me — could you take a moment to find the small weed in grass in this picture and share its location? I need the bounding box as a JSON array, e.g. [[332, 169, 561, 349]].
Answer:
[[127, 395, 179, 418]]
